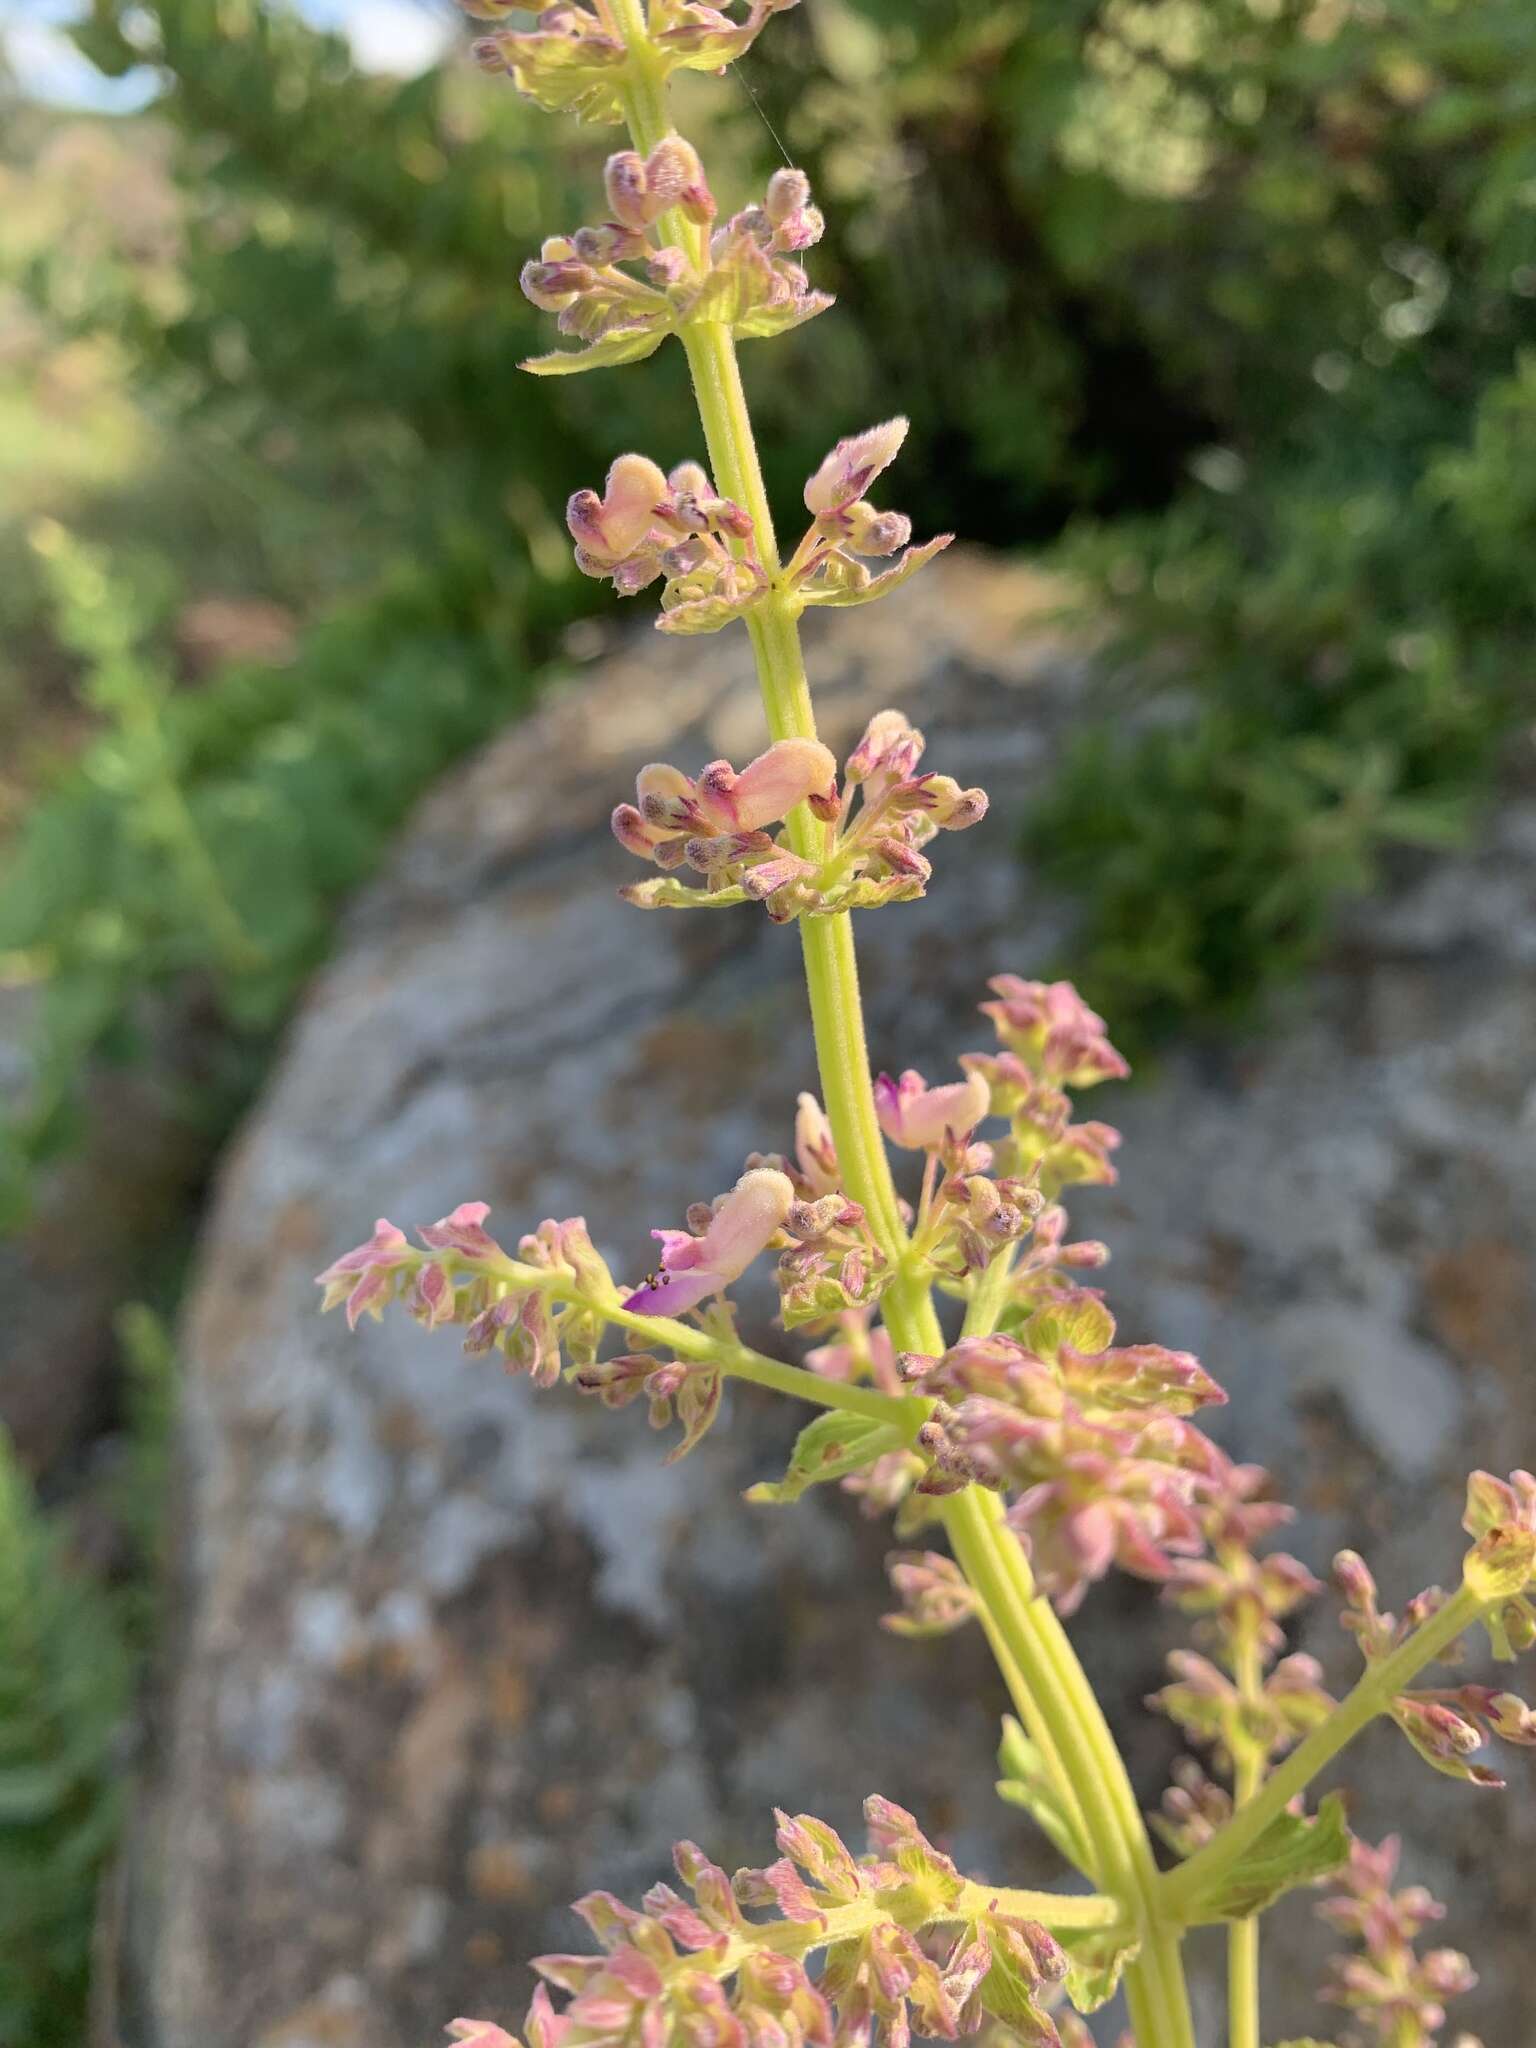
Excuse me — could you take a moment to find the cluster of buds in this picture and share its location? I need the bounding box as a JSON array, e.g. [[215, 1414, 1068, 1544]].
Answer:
[[1336, 1549, 1536, 1787], [447, 1799, 1069, 2048], [742, 1094, 891, 1332], [874, 1063, 1042, 1278], [1165, 1462, 1321, 1657], [614, 713, 986, 919], [962, 978, 1127, 1203], [569, 1352, 724, 1463], [1149, 1463, 1331, 1789], [466, 0, 800, 128], [520, 142, 832, 374], [882, 1550, 978, 1639], [569, 420, 952, 647], [1317, 1837, 1479, 2046], [315, 1204, 615, 1385], [774, 1189, 888, 1331], [612, 735, 837, 907], [1148, 1646, 1332, 1775], [567, 453, 769, 631], [1153, 1757, 1235, 1859], [904, 1293, 1230, 1613]]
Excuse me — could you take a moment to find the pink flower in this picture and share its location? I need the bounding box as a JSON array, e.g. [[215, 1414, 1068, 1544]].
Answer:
[[315, 1218, 415, 1328], [874, 1068, 990, 1151], [416, 1200, 506, 1259], [612, 738, 839, 867], [624, 1167, 795, 1315], [980, 976, 1130, 1088], [567, 453, 669, 570], [447, 2024, 521, 2048]]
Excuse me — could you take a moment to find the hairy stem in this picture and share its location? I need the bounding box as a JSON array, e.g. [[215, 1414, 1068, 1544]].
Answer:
[[1162, 1584, 1484, 1920]]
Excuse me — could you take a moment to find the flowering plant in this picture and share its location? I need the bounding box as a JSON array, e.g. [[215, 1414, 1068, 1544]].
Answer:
[[319, 7, 1533, 2041]]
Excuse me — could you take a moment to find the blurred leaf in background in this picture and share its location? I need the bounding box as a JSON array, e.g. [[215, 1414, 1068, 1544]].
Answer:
[[0, 1422, 136, 2048]]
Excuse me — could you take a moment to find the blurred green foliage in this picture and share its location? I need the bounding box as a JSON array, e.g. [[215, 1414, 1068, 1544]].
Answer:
[[1029, 355, 1536, 1033], [0, 1297, 177, 2045], [0, 526, 558, 1222], [0, 1425, 135, 2047]]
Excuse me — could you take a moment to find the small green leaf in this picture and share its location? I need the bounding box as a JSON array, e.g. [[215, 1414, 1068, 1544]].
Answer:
[[1023, 1294, 1116, 1360], [744, 1412, 905, 1506], [1181, 1793, 1351, 1924], [1058, 1923, 1140, 2013], [654, 587, 769, 636], [995, 1716, 1091, 1871], [734, 291, 835, 340], [798, 536, 952, 610], [520, 325, 670, 376]]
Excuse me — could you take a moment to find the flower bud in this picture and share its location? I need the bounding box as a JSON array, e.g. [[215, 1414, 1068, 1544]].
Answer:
[[571, 221, 645, 264], [520, 242, 594, 311], [765, 167, 810, 225], [645, 136, 714, 221], [804, 417, 910, 518], [841, 501, 912, 556], [603, 150, 652, 229]]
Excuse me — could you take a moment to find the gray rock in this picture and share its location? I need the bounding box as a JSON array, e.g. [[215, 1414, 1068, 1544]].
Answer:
[[125, 552, 1536, 2045]]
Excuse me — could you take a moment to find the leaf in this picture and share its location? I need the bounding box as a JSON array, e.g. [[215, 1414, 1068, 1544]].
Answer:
[[995, 1716, 1091, 1872], [735, 291, 836, 340], [798, 535, 953, 609], [618, 878, 750, 911], [1022, 1295, 1116, 1360], [1181, 1793, 1351, 1924], [654, 587, 769, 636], [977, 1939, 1060, 2040], [744, 1412, 905, 1506], [520, 325, 671, 377], [1057, 1923, 1140, 2013]]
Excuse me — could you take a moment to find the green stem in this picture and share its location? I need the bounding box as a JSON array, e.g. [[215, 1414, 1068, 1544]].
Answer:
[[1162, 1584, 1484, 1920], [716, 1343, 916, 1427], [940, 1486, 1094, 1878], [1227, 1615, 1265, 2048], [601, 20, 1194, 2037], [949, 1488, 1198, 2047], [1228, 1908, 1259, 2048]]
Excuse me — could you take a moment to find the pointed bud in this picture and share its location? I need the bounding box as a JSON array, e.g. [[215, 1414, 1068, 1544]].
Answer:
[[804, 418, 910, 517]]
